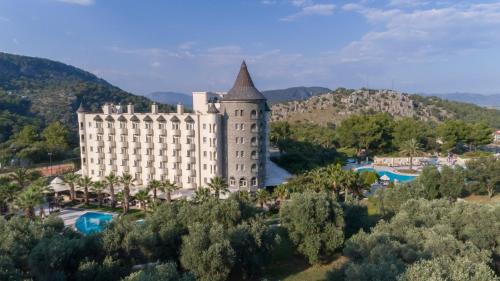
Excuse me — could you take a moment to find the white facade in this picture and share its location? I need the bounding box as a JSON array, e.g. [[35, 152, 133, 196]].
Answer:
[[77, 94, 228, 190]]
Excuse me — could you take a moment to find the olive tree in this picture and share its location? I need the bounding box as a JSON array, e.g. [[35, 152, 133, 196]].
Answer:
[[280, 191, 345, 264]]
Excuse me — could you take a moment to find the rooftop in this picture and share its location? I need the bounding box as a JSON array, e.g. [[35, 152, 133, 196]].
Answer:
[[223, 61, 266, 101]]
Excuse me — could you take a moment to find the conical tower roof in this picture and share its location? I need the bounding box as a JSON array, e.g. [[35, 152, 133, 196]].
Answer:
[[77, 102, 86, 113], [223, 61, 266, 101]]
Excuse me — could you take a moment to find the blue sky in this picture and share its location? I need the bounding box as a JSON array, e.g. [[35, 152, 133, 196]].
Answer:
[[1, 0, 500, 95]]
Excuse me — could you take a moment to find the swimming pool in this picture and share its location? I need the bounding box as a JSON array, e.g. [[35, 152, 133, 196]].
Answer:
[[356, 167, 417, 183], [75, 212, 113, 234]]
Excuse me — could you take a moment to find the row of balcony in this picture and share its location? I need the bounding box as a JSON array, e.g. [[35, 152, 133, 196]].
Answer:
[[98, 165, 197, 176], [97, 141, 195, 150], [96, 128, 196, 137], [96, 154, 195, 163]]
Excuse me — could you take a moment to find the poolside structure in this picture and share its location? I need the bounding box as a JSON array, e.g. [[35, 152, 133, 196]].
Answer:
[[76, 62, 290, 195]]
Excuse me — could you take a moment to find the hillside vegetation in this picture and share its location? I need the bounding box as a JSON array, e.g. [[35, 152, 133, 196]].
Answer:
[[271, 88, 500, 128], [0, 52, 170, 141]]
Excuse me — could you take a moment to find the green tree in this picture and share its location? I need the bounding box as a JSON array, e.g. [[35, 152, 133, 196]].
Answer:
[[78, 176, 93, 206], [437, 120, 467, 152], [270, 121, 291, 152], [280, 191, 345, 264], [120, 173, 134, 213], [207, 176, 229, 198], [104, 173, 120, 208], [273, 184, 289, 203], [0, 182, 19, 214], [41, 121, 70, 153], [466, 157, 500, 198], [160, 179, 179, 203], [193, 187, 211, 203], [399, 138, 423, 170], [147, 179, 162, 202], [62, 172, 80, 201], [134, 190, 151, 212], [14, 186, 43, 220], [0, 255, 22, 281], [180, 223, 235, 281], [91, 180, 106, 207], [255, 189, 269, 208], [123, 262, 195, 281], [466, 122, 493, 151], [13, 125, 39, 148]]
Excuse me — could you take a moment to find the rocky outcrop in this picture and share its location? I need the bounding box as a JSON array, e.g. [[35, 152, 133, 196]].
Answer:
[[271, 89, 452, 125]]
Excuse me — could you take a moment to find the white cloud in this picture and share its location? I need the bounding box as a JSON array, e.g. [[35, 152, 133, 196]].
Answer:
[[56, 0, 95, 6], [261, 0, 277, 4], [0, 16, 10, 22], [281, 3, 335, 21], [339, 2, 500, 63]]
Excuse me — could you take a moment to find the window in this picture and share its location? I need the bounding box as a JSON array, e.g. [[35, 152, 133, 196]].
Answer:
[[251, 110, 257, 119], [203, 137, 207, 144], [234, 110, 239, 116], [132, 122, 139, 129], [251, 137, 257, 146], [251, 124, 257, 132], [120, 122, 126, 129], [145, 122, 152, 129], [80, 122, 84, 129], [240, 110, 243, 116], [203, 164, 207, 170], [186, 123, 194, 130], [239, 178, 247, 187], [251, 164, 257, 172], [229, 177, 236, 186], [203, 123, 206, 130], [251, 151, 257, 159], [203, 151, 207, 157], [251, 177, 257, 186], [172, 123, 179, 130]]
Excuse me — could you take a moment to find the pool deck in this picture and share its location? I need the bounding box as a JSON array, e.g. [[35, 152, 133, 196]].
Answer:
[[58, 208, 117, 228]]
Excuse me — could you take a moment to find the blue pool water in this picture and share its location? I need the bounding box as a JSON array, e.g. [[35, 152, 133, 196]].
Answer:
[[356, 168, 417, 183], [75, 212, 113, 234]]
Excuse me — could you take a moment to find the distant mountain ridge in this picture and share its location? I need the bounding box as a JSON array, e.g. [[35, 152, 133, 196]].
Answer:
[[145, 91, 193, 108], [422, 92, 500, 107], [262, 86, 331, 104]]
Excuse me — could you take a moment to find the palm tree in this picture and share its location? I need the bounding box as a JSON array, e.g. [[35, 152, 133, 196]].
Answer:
[[147, 179, 162, 202], [255, 189, 270, 209], [104, 173, 120, 208], [10, 168, 31, 189], [325, 164, 344, 199], [120, 173, 134, 214], [0, 183, 18, 214], [273, 184, 289, 203], [193, 187, 211, 203], [78, 176, 93, 205], [160, 180, 179, 203], [400, 138, 423, 170], [91, 180, 106, 207], [62, 172, 80, 201], [207, 176, 229, 198], [14, 187, 43, 220], [30, 178, 52, 218], [134, 190, 151, 212]]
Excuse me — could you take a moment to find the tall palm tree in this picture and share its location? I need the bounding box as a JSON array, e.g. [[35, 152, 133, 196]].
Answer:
[[14, 187, 43, 220], [78, 176, 93, 205], [134, 190, 151, 212], [207, 176, 229, 199], [120, 173, 134, 213], [30, 178, 52, 218], [160, 180, 179, 203], [104, 173, 120, 208], [325, 164, 344, 199], [147, 179, 162, 202], [62, 172, 80, 201], [400, 138, 423, 170], [91, 180, 106, 207], [255, 189, 270, 209]]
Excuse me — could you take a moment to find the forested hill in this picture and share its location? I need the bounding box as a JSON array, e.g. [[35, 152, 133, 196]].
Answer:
[[271, 88, 500, 128], [0, 52, 170, 142]]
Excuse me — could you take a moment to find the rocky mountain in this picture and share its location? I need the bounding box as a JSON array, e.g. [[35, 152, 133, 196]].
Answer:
[[271, 88, 500, 128], [145, 91, 192, 108], [262, 86, 331, 104], [0, 52, 171, 141]]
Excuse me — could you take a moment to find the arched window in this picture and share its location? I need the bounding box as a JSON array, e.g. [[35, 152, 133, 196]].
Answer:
[[229, 177, 236, 186], [251, 177, 257, 186], [251, 110, 257, 119], [251, 137, 257, 146], [251, 151, 257, 159], [251, 123, 257, 132], [251, 164, 257, 172], [239, 178, 247, 187]]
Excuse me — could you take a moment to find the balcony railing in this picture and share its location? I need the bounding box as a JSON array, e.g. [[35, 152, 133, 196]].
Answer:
[[97, 140, 104, 147], [108, 128, 115, 135], [187, 129, 195, 136], [133, 128, 141, 135], [173, 143, 181, 150], [121, 142, 128, 148], [172, 129, 181, 136], [146, 128, 154, 135], [189, 169, 196, 176], [111, 153, 117, 159], [188, 157, 196, 164], [134, 142, 141, 149], [174, 155, 182, 163], [145, 142, 154, 149], [123, 154, 129, 160], [187, 143, 196, 151], [135, 166, 142, 173], [97, 128, 104, 134], [160, 143, 168, 149], [120, 128, 128, 135], [161, 155, 168, 162], [98, 152, 105, 159], [160, 129, 168, 136], [123, 166, 130, 173], [110, 142, 116, 148]]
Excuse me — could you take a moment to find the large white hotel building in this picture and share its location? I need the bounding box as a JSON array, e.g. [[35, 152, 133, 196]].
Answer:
[[77, 62, 283, 192]]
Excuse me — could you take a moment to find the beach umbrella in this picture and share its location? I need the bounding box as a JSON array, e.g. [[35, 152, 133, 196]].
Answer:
[[380, 175, 390, 181], [49, 177, 69, 193]]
